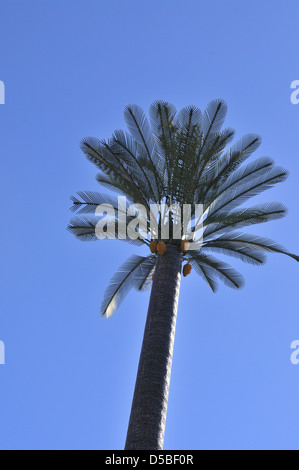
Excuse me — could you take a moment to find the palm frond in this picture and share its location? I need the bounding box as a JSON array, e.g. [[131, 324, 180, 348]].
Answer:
[[191, 262, 219, 292], [210, 232, 299, 262], [174, 105, 202, 129], [191, 128, 235, 198], [204, 156, 274, 203], [80, 137, 128, 172], [124, 104, 161, 198], [110, 129, 160, 201], [202, 240, 266, 265], [202, 99, 227, 136], [149, 100, 177, 189], [206, 166, 288, 216], [171, 109, 202, 202], [199, 127, 235, 170], [101, 255, 151, 317], [189, 252, 244, 289], [204, 202, 287, 238], [132, 255, 157, 291], [70, 191, 130, 215], [67, 216, 146, 246], [149, 100, 177, 144], [95, 173, 134, 199], [80, 137, 151, 210], [200, 134, 262, 201], [124, 104, 155, 156]]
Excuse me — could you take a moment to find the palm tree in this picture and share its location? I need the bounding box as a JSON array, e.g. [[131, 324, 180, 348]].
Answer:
[[68, 99, 298, 450]]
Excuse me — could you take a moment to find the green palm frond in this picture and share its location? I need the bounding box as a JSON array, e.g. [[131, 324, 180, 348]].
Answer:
[[70, 191, 130, 214], [132, 255, 157, 291], [201, 99, 228, 145], [208, 232, 299, 262], [199, 134, 262, 202], [174, 105, 202, 130], [204, 202, 287, 238], [101, 255, 152, 317], [149, 100, 177, 184], [189, 252, 244, 290], [210, 156, 274, 197], [95, 173, 135, 200], [124, 104, 162, 199], [80, 137, 151, 210], [205, 166, 288, 216], [170, 116, 202, 202], [110, 129, 159, 202], [67, 216, 146, 246], [202, 240, 266, 265], [197, 127, 236, 174], [124, 104, 155, 157], [149, 100, 177, 142], [186, 127, 236, 205], [192, 262, 219, 293]]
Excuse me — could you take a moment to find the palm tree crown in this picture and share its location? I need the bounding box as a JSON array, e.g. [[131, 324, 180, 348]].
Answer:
[[68, 99, 298, 317]]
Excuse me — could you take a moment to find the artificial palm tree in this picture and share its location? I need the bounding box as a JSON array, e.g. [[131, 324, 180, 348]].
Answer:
[[68, 99, 298, 450]]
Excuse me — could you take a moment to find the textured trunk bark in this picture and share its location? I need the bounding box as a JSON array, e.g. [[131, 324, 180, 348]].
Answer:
[[125, 244, 183, 450]]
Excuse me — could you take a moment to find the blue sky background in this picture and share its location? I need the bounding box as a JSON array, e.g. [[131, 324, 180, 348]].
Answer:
[[0, 0, 299, 450]]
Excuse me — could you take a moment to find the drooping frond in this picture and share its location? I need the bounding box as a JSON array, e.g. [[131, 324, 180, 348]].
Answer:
[[189, 252, 244, 290], [191, 262, 219, 293], [132, 255, 157, 291], [101, 255, 152, 317], [208, 232, 299, 262], [202, 240, 267, 265]]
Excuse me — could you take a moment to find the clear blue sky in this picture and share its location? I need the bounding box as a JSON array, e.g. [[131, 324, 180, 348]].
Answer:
[[0, 0, 298, 450]]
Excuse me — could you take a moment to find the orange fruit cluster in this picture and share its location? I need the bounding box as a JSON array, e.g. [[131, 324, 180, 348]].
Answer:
[[150, 240, 166, 255], [180, 240, 190, 253], [183, 262, 192, 277]]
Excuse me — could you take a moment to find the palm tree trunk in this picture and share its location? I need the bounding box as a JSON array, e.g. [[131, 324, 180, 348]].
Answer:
[[125, 244, 183, 450]]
